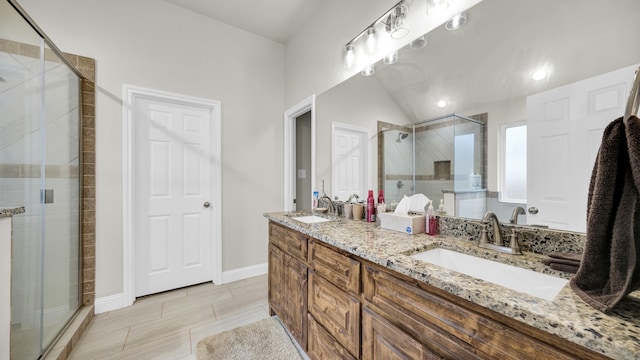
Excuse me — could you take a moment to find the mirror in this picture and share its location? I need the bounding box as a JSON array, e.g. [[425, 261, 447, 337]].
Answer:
[[315, 0, 640, 233]]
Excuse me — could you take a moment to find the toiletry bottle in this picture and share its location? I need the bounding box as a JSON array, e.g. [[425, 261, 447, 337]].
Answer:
[[378, 189, 385, 205], [366, 190, 376, 222], [312, 191, 319, 209], [438, 199, 445, 213], [426, 201, 437, 235]]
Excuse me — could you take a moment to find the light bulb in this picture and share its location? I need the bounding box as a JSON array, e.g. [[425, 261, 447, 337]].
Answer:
[[343, 44, 355, 70], [437, 100, 447, 108], [365, 28, 378, 56]]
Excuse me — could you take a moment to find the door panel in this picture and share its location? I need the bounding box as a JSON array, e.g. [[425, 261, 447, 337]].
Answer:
[[332, 124, 369, 201], [135, 97, 215, 296]]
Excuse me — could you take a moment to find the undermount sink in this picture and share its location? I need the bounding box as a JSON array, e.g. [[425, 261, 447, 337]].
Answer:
[[291, 215, 332, 224], [410, 248, 568, 301]]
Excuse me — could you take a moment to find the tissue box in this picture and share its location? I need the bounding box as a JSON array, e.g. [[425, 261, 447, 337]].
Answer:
[[378, 213, 425, 234]]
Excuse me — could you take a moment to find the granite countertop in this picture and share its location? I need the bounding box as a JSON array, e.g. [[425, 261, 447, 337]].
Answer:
[[0, 207, 25, 218], [264, 211, 640, 359]]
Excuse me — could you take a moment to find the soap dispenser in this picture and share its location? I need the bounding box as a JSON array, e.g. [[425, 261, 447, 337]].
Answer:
[[426, 201, 437, 235]]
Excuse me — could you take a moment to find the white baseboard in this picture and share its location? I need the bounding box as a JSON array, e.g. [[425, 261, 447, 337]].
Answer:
[[95, 263, 268, 313], [222, 262, 268, 284], [94, 293, 130, 314]]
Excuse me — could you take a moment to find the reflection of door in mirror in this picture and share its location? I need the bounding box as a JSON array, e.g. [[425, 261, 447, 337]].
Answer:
[[295, 111, 312, 210], [332, 123, 370, 201], [527, 64, 639, 232]]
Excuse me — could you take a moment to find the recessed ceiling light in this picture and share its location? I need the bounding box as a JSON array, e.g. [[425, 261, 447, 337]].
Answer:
[[532, 69, 547, 80], [437, 100, 447, 108]]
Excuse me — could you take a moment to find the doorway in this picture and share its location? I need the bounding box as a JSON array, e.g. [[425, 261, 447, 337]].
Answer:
[[332, 123, 370, 201], [284, 96, 315, 211], [295, 111, 312, 210], [123, 85, 222, 301]]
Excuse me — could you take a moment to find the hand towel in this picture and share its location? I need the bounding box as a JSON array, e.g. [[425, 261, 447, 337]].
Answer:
[[542, 253, 581, 274], [569, 115, 640, 313]]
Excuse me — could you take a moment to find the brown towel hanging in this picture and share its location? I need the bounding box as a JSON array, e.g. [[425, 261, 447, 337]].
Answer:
[[569, 115, 640, 313]]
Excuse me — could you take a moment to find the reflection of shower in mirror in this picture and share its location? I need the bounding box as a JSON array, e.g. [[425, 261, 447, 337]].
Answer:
[[396, 132, 409, 142]]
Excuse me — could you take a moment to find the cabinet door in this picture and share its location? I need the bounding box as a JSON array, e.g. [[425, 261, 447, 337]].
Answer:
[[308, 271, 360, 357], [285, 255, 308, 350], [363, 307, 442, 360], [268, 244, 285, 317], [307, 313, 356, 360]]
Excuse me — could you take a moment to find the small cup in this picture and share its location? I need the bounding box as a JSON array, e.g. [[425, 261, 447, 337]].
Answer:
[[352, 204, 364, 220], [344, 204, 353, 219]]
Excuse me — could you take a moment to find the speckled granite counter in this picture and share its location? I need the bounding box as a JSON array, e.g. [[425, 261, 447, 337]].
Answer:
[[0, 207, 25, 218], [264, 211, 640, 359]]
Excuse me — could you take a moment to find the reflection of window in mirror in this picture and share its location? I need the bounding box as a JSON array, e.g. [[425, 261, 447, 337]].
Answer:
[[500, 123, 527, 203]]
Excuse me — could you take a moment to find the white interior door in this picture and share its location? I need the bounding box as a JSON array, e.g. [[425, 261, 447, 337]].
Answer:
[[527, 64, 637, 232], [332, 123, 369, 201], [134, 97, 216, 297]]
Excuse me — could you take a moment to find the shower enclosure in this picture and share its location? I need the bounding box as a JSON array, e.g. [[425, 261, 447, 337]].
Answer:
[[1, 1, 82, 358], [380, 114, 486, 215]]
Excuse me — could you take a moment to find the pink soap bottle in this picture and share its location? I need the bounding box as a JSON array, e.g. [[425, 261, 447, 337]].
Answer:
[[426, 201, 437, 235], [366, 190, 376, 222]]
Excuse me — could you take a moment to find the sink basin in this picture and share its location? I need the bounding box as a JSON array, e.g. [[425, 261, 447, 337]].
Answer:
[[291, 215, 332, 224], [410, 248, 568, 301]]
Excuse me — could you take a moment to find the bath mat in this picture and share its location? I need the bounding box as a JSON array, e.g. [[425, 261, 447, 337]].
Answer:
[[195, 317, 303, 360]]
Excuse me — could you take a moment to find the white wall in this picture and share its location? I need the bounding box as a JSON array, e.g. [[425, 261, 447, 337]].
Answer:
[[19, 0, 285, 299], [315, 75, 411, 197]]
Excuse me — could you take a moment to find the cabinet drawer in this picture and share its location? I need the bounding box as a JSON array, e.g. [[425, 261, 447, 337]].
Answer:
[[309, 240, 360, 295], [270, 222, 308, 261], [363, 307, 442, 360], [363, 264, 576, 360], [308, 271, 360, 357], [307, 313, 356, 360]]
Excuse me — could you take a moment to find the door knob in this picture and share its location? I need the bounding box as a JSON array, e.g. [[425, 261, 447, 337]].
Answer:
[[203, 202, 211, 208], [528, 207, 539, 214]]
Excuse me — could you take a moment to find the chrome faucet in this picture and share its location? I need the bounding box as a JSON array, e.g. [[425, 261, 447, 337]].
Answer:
[[509, 206, 526, 224], [318, 194, 335, 214]]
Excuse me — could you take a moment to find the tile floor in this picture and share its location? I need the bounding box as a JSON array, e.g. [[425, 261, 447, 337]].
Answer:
[[68, 274, 270, 360]]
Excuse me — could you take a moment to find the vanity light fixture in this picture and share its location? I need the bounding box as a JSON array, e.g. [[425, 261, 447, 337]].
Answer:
[[383, 51, 399, 65], [343, 44, 356, 69], [426, 0, 449, 15], [410, 35, 427, 49], [445, 12, 467, 30], [362, 64, 376, 76]]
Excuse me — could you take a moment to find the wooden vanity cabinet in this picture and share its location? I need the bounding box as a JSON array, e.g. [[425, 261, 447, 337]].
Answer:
[[268, 222, 308, 350], [362, 263, 609, 360], [268, 221, 609, 360]]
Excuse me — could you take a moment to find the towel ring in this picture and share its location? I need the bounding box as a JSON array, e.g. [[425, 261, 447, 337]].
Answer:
[[624, 66, 640, 125]]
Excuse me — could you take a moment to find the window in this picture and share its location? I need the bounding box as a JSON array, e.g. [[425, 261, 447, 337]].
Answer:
[[500, 123, 527, 203]]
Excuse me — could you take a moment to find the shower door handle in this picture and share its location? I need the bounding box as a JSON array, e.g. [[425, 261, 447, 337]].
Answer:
[[41, 189, 54, 204], [203, 201, 211, 208]]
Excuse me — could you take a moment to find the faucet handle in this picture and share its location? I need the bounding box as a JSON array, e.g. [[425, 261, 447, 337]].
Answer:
[[479, 223, 490, 245], [508, 230, 523, 255]]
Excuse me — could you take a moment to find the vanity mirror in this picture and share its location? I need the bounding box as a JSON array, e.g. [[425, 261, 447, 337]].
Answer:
[[315, 0, 640, 233]]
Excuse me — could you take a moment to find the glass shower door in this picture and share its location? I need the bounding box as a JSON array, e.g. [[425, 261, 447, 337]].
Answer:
[[2, 1, 82, 357], [41, 42, 81, 350]]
